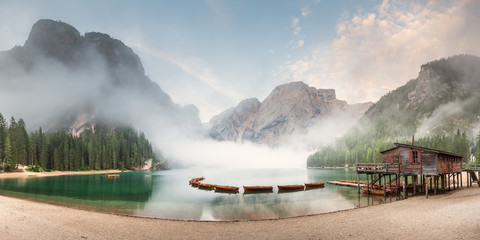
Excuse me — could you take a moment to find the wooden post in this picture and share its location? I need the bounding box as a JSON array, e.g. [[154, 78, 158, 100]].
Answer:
[[403, 175, 407, 198], [367, 174, 370, 195], [448, 173, 451, 191], [357, 172, 360, 194], [425, 176, 429, 199], [429, 177, 433, 191], [458, 173, 460, 188], [467, 171, 470, 187], [383, 174, 386, 196], [389, 174, 392, 190], [421, 175, 424, 193], [442, 175, 445, 194], [413, 175, 417, 195], [434, 176, 437, 195], [453, 173, 455, 190]]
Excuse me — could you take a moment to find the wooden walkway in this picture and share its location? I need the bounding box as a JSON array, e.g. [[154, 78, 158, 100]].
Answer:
[[327, 181, 365, 188]]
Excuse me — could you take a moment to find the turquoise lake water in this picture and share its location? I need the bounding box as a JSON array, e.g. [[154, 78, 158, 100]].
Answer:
[[0, 168, 400, 220]]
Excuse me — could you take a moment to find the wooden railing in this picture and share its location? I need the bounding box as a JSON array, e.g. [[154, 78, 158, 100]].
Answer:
[[356, 163, 402, 173], [463, 164, 480, 171], [356, 163, 384, 173]]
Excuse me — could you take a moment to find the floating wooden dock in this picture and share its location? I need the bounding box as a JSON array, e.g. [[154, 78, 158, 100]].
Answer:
[[327, 181, 365, 188]]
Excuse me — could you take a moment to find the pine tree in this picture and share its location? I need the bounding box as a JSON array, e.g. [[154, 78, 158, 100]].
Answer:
[[0, 113, 7, 165], [4, 136, 13, 171]]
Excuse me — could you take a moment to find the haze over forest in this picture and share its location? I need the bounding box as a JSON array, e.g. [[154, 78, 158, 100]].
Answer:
[[1, 0, 480, 169]]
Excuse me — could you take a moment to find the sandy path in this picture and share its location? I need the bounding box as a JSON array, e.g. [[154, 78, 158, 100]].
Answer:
[[1, 185, 480, 239]]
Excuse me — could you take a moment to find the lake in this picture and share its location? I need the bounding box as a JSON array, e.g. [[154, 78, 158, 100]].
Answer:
[[0, 168, 401, 221]]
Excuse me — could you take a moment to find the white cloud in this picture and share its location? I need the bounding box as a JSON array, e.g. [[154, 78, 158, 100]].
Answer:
[[277, 0, 480, 104], [295, 39, 305, 48], [301, 7, 312, 17], [291, 17, 301, 36]]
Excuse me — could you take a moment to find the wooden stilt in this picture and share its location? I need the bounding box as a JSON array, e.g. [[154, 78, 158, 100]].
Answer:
[[442, 175, 445, 194], [448, 173, 451, 191], [383, 174, 386, 196], [367, 174, 370, 195], [357, 172, 360, 194], [460, 172, 463, 188], [403, 175, 407, 198], [458, 173, 460, 188], [413, 175, 417, 195], [453, 173, 455, 190], [434, 176, 437, 195], [430, 176, 435, 190], [421, 175, 424, 193], [467, 171, 470, 187], [425, 176, 429, 199], [389, 174, 392, 192]]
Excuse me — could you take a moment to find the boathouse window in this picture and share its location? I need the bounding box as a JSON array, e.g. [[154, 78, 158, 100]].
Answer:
[[393, 156, 399, 163], [412, 151, 418, 164]]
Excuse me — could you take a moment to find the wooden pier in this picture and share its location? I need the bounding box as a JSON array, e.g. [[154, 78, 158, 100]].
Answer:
[[327, 181, 366, 188], [464, 164, 480, 188]]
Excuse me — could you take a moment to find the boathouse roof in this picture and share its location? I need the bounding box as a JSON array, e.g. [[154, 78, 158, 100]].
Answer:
[[380, 143, 463, 158]]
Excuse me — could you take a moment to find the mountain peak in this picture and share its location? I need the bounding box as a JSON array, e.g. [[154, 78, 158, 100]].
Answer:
[[209, 82, 371, 147], [25, 19, 83, 63]]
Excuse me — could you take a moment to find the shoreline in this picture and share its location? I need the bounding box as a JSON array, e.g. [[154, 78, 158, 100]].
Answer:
[[1, 186, 480, 239], [0, 169, 129, 179]]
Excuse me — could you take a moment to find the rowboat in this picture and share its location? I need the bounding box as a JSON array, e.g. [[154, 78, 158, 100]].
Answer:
[[106, 174, 120, 178], [243, 186, 273, 191], [215, 185, 239, 192], [362, 187, 395, 196], [215, 185, 239, 191], [277, 185, 304, 190], [304, 182, 324, 188], [198, 182, 215, 189], [190, 181, 201, 187]]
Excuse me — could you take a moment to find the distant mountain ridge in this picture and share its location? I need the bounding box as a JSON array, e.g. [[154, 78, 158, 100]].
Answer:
[[364, 54, 480, 137], [308, 55, 480, 167], [208, 81, 373, 147], [0, 19, 201, 135]]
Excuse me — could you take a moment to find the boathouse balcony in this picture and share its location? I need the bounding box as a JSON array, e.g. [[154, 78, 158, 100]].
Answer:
[[356, 163, 401, 174]]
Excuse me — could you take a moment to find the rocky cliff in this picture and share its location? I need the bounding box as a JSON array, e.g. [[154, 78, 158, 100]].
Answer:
[[0, 19, 201, 135], [364, 54, 480, 137], [208, 82, 373, 147]]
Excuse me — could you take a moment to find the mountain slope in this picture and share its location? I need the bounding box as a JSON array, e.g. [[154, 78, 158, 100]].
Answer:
[[308, 55, 480, 167], [0, 19, 201, 136], [208, 82, 372, 147]]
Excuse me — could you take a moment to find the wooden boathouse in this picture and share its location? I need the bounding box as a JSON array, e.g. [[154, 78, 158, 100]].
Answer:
[[356, 143, 466, 198]]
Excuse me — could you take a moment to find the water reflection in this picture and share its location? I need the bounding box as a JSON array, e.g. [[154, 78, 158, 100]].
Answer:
[[0, 168, 402, 221], [0, 172, 155, 213]]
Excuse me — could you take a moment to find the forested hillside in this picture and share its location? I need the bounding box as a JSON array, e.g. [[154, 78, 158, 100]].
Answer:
[[308, 55, 480, 167], [0, 113, 162, 172]]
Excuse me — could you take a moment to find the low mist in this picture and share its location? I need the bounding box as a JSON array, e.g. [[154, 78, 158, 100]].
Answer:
[[0, 42, 320, 169]]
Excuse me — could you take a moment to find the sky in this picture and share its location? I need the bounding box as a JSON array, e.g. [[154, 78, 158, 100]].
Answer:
[[1, 0, 480, 122]]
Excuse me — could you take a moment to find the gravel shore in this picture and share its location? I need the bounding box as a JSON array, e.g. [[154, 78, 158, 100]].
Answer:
[[1, 183, 479, 239]]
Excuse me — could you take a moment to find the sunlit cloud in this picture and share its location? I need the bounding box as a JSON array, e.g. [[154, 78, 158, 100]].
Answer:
[[291, 17, 301, 36], [277, 0, 480, 104], [301, 7, 312, 17]]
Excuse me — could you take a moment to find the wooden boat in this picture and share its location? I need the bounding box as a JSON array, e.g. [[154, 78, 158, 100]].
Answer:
[[277, 185, 304, 190], [243, 186, 273, 191], [190, 180, 201, 186], [197, 182, 215, 189], [106, 174, 120, 178], [215, 185, 239, 191], [189, 177, 205, 186], [362, 187, 394, 196], [304, 182, 325, 188]]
